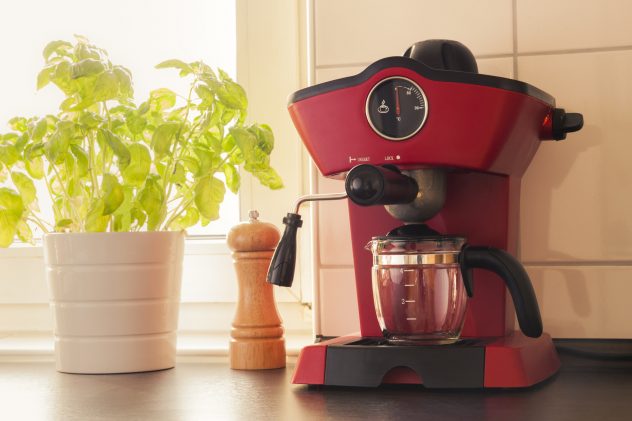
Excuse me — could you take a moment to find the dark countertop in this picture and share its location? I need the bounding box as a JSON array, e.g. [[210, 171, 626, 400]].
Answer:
[[1, 341, 631, 420]]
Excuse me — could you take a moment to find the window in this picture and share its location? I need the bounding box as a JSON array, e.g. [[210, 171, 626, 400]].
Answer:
[[0, 0, 239, 236], [0, 0, 312, 352]]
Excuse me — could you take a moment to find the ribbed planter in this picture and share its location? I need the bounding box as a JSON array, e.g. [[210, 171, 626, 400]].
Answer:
[[43, 231, 185, 374]]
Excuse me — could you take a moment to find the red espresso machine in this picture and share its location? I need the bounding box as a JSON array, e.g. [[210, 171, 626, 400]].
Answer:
[[267, 40, 583, 388]]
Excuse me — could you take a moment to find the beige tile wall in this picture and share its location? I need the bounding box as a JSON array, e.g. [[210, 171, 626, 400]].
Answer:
[[310, 0, 632, 338]]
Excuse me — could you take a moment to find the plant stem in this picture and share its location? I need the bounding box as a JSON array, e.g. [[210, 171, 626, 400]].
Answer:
[[102, 101, 113, 174], [49, 163, 79, 223], [161, 80, 197, 228], [162, 196, 194, 230], [87, 131, 99, 197], [27, 216, 49, 233], [161, 146, 238, 231]]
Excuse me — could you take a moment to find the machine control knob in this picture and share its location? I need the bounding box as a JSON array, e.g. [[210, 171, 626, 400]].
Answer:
[[551, 108, 584, 140], [345, 164, 418, 206]]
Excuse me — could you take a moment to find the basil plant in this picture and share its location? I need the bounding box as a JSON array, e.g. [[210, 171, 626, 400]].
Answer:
[[0, 37, 283, 247]]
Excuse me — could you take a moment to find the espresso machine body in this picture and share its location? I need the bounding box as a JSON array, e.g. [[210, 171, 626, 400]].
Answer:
[[281, 41, 582, 388]]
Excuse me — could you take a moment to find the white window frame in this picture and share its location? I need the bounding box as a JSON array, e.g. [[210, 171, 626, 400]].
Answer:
[[0, 0, 314, 355]]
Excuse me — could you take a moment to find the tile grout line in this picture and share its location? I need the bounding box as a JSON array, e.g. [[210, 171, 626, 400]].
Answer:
[[314, 45, 632, 72], [524, 261, 632, 267], [518, 44, 632, 57], [512, 0, 519, 78]]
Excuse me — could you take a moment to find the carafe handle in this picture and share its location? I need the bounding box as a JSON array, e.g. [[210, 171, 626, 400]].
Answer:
[[459, 245, 543, 338]]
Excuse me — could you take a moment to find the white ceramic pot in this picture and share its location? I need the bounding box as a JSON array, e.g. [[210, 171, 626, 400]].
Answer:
[[43, 231, 185, 374]]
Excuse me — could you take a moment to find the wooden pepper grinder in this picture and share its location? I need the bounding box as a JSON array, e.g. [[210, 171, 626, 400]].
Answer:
[[226, 210, 286, 370]]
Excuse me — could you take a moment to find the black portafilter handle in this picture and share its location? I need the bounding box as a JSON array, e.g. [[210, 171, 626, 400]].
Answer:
[[267, 213, 303, 287], [345, 164, 418, 206], [459, 245, 543, 338]]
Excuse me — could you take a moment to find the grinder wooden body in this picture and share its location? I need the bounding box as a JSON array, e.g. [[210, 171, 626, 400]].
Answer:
[[227, 211, 285, 370]]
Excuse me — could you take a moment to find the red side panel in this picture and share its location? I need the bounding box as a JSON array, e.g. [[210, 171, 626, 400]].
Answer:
[[292, 335, 362, 385], [291, 344, 327, 385], [484, 332, 560, 388]]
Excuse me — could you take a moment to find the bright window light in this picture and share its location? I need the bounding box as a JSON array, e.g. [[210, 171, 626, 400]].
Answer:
[[0, 0, 238, 237]]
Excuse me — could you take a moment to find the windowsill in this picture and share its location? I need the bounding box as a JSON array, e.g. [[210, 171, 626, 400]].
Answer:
[[0, 236, 232, 259], [0, 332, 314, 362]]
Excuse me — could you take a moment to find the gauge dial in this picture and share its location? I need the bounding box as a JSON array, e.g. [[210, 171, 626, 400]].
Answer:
[[366, 77, 428, 141]]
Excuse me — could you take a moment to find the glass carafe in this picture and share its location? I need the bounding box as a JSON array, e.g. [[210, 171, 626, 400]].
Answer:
[[368, 236, 468, 345]]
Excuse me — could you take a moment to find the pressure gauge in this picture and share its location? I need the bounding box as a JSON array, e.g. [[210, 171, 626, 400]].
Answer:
[[366, 77, 428, 141]]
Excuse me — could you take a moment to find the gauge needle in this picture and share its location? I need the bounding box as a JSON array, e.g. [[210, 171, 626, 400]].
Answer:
[[395, 87, 401, 119]]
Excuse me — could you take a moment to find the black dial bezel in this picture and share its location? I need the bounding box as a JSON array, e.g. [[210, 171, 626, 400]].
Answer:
[[365, 76, 429, 141]]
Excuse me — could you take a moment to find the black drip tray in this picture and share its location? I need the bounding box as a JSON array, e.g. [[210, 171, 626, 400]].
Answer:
[[325, 338, 486, 388]]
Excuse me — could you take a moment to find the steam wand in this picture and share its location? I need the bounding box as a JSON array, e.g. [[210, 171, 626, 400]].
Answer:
[[267, 163, 420, 287], [266, 192, 347, 287]]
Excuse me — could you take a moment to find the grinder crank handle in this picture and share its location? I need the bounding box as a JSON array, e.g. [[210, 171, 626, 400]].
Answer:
[[459, 245, 543, 338]]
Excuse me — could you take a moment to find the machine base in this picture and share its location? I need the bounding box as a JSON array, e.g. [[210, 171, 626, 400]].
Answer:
[[292, 331, 559, 388]]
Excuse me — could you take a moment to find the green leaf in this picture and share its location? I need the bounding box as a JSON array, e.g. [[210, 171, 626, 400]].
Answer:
[[9, 117, 27, 132], [85, 199, 109, 232], [11, 172, 36, 205], [71, 59, 106, 79], [229, 127, 257, 162], [138, 176, 164, 229], [51, 61, 73, 94], [194, 176, 225, 220], [24, 143, 45, 161], [43, 40, 72, 61], [16, 219, 33, 243], [125, 111, 147, 135], [101, 174, 124, 215], [70, 145, 89, 177], [151, 122, 180, 155], [169, 207, 199, 230], [0, 145, 19, 167], [223, 164, 240, 194], [112, 66, 133, 97], [203, 132, 222, 153], [112, 187, 134, 232], [253, 124, 275, 154], [44, 127, 71, 164], [74, 41, 102, 60], [37, 66, 54, 90], [192, 146, 216, 176], [172, 162, 186, 184], [78, 112, 102, 129], [195, 85, 214, 102], [122, 143, 151, 187], [180, 155, 200, 175], [253, 167, 284, 189], [0, 210, 19, 247], [149, 88, 177, 110], [55, 219, 73, 231], [98, 129, 131, 169], [15, 133, 29, 153], [93, 71, 119, 101], [0, 187, 25, 214], [155, 59, 193, 76], [25, 156, 44, 179], [131, 207, 147, 229], [216, 69, 248, 111], [32, 118, 48, 141]]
